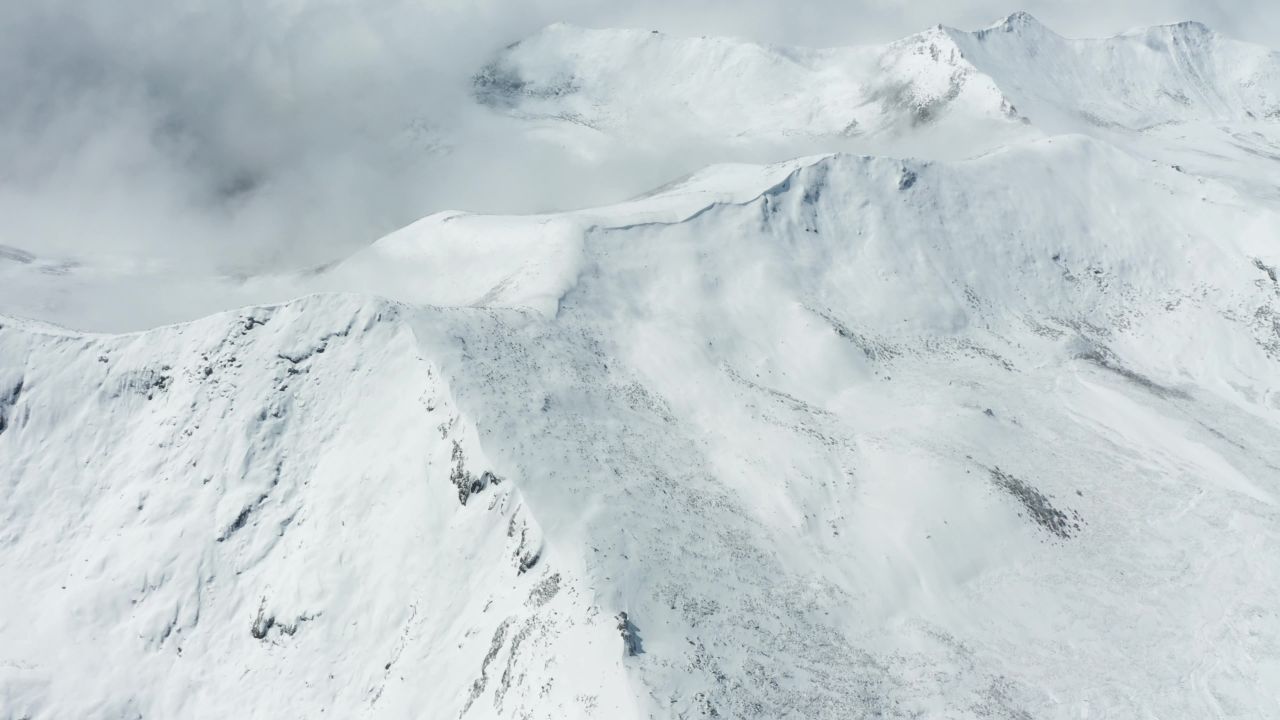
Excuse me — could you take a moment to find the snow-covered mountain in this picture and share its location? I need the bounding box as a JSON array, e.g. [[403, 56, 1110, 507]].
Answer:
[[3, 12, 1280, 719], [474, 12, 1280, 145]]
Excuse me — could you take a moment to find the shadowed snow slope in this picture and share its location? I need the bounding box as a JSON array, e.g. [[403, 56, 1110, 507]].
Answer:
[[3, 12, 1280, 720]]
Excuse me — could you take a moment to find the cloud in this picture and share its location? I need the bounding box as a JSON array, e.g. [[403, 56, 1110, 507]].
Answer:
[[0, 0, 1273, 269]]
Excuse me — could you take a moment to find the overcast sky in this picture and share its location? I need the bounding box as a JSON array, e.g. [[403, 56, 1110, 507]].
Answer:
[[1, 0, 1276, 268]]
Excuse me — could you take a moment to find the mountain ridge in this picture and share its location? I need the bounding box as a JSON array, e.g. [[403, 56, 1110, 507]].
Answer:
[[477, 12, 1280, 139]]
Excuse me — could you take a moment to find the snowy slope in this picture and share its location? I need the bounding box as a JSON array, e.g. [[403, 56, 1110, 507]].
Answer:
[[0, 297, 640, 719], [3, 12, 1280, 720], [5, 133, 1280, 717], [953, 12, 1280, 130]]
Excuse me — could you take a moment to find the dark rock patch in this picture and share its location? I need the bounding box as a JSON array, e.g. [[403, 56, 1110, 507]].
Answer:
[[527, 573, 561, 608], [1253, 257, 1278, 285], [1077, 347, 1189, 400], [616, 611, 644, 656], [450, 441, 502, 506], [112, 366, 173, 400], [0, 377, 23, 435], [0, 245, 35, 264], [989, 467, 1083, 540], [251, 599, 317, 641], [461, 618, 512, 715]]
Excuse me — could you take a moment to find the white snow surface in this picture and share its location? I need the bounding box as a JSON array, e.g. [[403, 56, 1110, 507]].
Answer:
[[3, 12, 1280, 719]]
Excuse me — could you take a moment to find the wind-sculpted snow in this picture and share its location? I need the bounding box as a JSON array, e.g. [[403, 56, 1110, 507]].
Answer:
[[4, 11, 1280, 720]]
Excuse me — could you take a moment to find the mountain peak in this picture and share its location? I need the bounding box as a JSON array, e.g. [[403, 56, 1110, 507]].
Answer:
[[990, 11, 1046, 33]]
